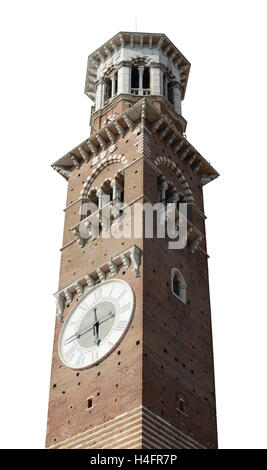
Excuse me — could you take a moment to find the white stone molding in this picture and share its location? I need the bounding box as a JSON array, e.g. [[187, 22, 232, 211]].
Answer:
[[70, 154, 80, 168], [113, 120, 125, 137], [96, 268, 106, 282], [84, 32, 191, 102], [78, 147, 89, 163], [193, 160, 204, 174], [154, 156, 194, 202], [105, 128, 116, 144], [200, 174, 217, 185], [54, 294, 65, 321], [87, 141, 98, 156], [119, 33, 125, 47], [52, 98, 218, 186], [109, 40, 119, 52], [74, 281, 83, 297], [109, 144, 117, 154], [173, 139, 185, 152], [157, 37, 164, 49], [108, 260, 118, 276], [84, 274, 95, 287], [152, 116, 165, 133], [52, 165, 71, 181], [97, 51, 105, 63], [104, 46, 112, 58], [186, 153, 197, 166], [190, 235, 203, 254], [159, 125, 170, 140], [121, 254, 130, 269], [123, 113, 134, 131], [179, 147, 191, 160], [72, 228, 85, 248], [81, 154, 127, 199], [130, 250, 141, 277], [96, 134, 107, 150], [53, 245, 142, 320], [166, 133, 176, 146]]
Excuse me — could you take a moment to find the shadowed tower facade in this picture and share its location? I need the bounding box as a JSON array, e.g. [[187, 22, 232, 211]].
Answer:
[[46, 32, 218, 449]]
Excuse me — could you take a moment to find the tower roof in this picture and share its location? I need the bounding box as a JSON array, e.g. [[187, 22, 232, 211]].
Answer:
[[85, 32, 191, 101]]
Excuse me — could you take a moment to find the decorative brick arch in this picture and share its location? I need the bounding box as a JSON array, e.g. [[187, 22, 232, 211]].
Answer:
[[81, 154, 127, 198], [154, 156, 194, 202]]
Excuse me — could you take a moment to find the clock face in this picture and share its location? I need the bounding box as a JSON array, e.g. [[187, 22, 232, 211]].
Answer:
[[58, 279, 135, 370]]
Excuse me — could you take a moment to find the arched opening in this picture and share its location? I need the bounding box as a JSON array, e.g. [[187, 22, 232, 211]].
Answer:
[[104, 78, 112, 103], [143, 67, 150, 90], [131, 66, 139, 93], [131, 65, 150, 95], [167, 81, 174, 105], [171, 268, 186, 304], [80, 189, 98, 220]]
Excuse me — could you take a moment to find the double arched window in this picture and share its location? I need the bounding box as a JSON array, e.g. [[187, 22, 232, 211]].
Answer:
[[171, 268, 186, 303], [104, 71, 118, 104], [131, 66, 150, 95]]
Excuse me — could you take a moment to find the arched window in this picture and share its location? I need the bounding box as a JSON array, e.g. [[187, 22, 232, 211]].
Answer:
[[104, 78, 112, 103], [131, 65, 150, 95], [104, 72, 118, 104], [80, 189, 98, 220], [143, 67, 150, 90], [171, 268, 186, 303], [167, 81, 174, 105], [131, 66, 139, 93]]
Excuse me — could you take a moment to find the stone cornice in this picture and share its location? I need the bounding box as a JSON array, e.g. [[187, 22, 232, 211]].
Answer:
[[85, 31, 190, 100], [52, 97, 219, 186], [54, 245, 142, 321]]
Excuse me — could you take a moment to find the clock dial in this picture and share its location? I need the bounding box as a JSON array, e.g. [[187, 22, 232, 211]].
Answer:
[[58, 279, 135, 369]]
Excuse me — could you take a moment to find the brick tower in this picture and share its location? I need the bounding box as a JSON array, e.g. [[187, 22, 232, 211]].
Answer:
[[46, 32, 218, 449]]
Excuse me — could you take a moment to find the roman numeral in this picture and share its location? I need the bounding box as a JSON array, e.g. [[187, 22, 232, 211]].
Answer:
[[114, 320, 128, 331], [65, 345, 76, 362], [107, 283, 116, 298], [117, 288, 127, 301], [108, 340, 115, 349], [90, 349, 98, 363], [68, 320, 79, 327], [94, 287, 103, 302], [120, 302, 131, 313], [75, 352, 86, 367]]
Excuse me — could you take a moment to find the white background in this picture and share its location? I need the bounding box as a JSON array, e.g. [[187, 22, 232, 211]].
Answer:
[[0, 0, 266, 449]]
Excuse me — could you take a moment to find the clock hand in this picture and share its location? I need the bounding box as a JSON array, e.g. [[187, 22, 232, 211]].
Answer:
[[93, 308, 98, 339], [93, 308, 100, 345], [64, 311, 114, 344], [93, 311, 116, 345]]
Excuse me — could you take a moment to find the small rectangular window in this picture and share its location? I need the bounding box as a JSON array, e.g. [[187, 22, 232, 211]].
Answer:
[[88, 398, 93, 409]]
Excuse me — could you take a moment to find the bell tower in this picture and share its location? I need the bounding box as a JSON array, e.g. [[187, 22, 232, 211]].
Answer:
[[46, 32, 218, 450]]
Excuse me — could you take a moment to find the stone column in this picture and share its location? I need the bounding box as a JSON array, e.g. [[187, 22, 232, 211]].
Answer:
[[159, 181, 168, 205], [111, 74, 117, 97], [97, 188, 103, 210], [138, 66, 144, 95], [102, 81, 107, 107], [95, 81, 103, 111], [150, 64, 161, 95], [118, 65, 131, 94], [164, 75, 168, 99], [111, 179, 118, 201], [173, 83, 182, 114]]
